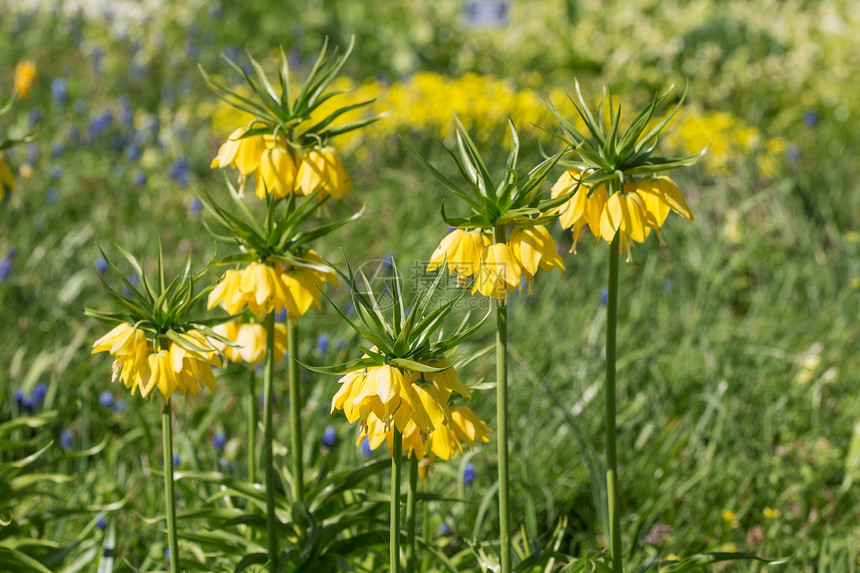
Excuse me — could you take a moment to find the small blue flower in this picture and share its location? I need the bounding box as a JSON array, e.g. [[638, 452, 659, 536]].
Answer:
[[786, 146, 801, 163], [29, 106, 43, 127], [173, 453, 180, 467], [438, 522, 451, 536], [189, 197, 203, 217], [169, 158, 190, 187], [259, 391, 276, 406], [803, 109, 819, 128], [114, 399, 126, 413], [60, 429, 73, 449], [51, 78, 67, 105], [51, 166, 63, 180], [343, 301, 355, 316], [276, 308, 287, 322], [213, 433, 227, 451], [117, 95, 133, 127], [87, 110, 113, 137], [0, 258, 13, 281], [133, 171, 147, 188], [316, 333, 330, 355], [360, 437, 373, 457], [32, 383, 48, 406], [599, 287, 609, 306], [98, 391, 114, 408], [51, 142, 65, 157], [321, 425, 337, 449], [15, 389, 24, 409], [96, 256, 108, 274], [463, 462, 476, 486], [96, 515, 106, 529], [46, 187, 58, 203], [125, 144, 141, 161]]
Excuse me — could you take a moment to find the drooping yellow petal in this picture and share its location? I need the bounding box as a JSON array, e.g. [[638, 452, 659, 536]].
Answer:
[[257, 147, 298, 199], [655, 177, 694, 220], [509, 225, 565, 277], [211, 128, 244, 169], [295, 147, 352, 200]]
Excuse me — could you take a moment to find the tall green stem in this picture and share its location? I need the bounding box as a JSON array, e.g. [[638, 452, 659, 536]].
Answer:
[[390, 429, 403, 573], [421, 478, 430, 573], [288, 319, 304, 502], [606, 235, 623, 573], [493, 224, 512, 573], [161, 399, 180, 573], [248, 368, 257, 485], [406, 455, 418, 573], [263, 312, 278, 572]]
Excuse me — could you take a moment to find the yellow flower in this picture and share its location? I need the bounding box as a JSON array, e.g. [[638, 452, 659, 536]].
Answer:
[[599, 190, 651, 245], [762, 507, 781, 520], [210, 127, 267, 177], [295, 146, 352, 200], [508, 226, 565, 281], [93, 323, 152, 396], [0, 154, 14, 199], [14, 61, 36, 99], [93, 324, 221, 401], [450, 405, 492, 445], [665, 554, 681, 562], [628, 177, 694, 236], [551, 170, 607, 252], [333, 359, 469, 435], [427, 229, 490, 279], [474, 242, 522, 300], [257, 146, 299, 199], [213, 319, 288, 364], [721, 509, 736, 523], [207, 253, 336, 320]]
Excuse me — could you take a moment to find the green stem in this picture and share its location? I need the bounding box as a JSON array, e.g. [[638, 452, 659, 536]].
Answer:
[[288, 319, 304, 502], [263, 312, 278, 572], [390, 429, 403, 573], [493, 224, 512, 573], [606, 235, 623, 573], [421, 478, 430, 573], [406, 455, 418, 573], [248, 368, 257, 485], [161, 399, 180, 573]]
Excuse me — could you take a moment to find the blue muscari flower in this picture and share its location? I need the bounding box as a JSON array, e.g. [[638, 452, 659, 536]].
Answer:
[[185, 39, 199, 59], [173, 453, 180, 467], [259, 391, 276, 406], [438, 522, 451, 536], [26, 142, 39, 163], [133, 171, 147, 188], [463, 462, 476, 486], [99, 391, 114, 408], [96, 515, 106, 529], [67, 125, 81, 143], [276, 308, 287, 322], [15, 389, 24, 409], [382, 253, 394, 271], [189, 197, 203, 217], [60, 429, 73, 449], [52, 142, 65, 157], [599, 287, 608, 306], [360, 437, 373, 457], [91, 48, 104, 76], [169, 158, 190, 186], [321, 425, 336, 448], [343, 301, 355, 316], [223, 45, 240, 62], [213, 433, 227, 451], [118, 95, 133, 127], [145, 116, 159, 139], [96, 256, 108, 274], [51, 166, 62, 180], [786, 146, 801, 163], [0, 258, 12, 281], [803, 109, 819, 128], [114, 399, 126, 413], [51, 78, 67, 105], [316, 333, 330, 355], [32, 383, 48, 406], [88, 110, 113, 137], [125, 144, 141, 161], [29, 106, 43, 126]]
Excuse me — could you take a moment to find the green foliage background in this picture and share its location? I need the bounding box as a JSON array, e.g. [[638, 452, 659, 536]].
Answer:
[[0, 0, 858, 570]]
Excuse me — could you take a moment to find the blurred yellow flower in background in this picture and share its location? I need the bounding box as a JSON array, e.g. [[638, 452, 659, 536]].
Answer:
[[0, 154, 14, 198], [14, 60, 36, 98]]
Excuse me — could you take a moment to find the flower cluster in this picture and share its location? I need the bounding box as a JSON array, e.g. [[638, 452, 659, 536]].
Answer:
[[551, 171, 693, 258], [332, 358, 471, 435], [212, 319, 288, 364], [428, 226, 564, 298], [207, 254, 337, 320], [361, 404, 491, 469], [92, 323, 221, 401], [211, 129, 351, 201]]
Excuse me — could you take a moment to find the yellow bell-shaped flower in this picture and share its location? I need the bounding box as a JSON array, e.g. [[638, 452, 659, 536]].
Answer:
[[257, 147, 298, 199], [295, 146, 352, 200]]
